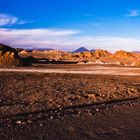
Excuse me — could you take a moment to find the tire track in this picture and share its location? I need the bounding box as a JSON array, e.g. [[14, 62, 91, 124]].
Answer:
[[0, 97, 139, 120]]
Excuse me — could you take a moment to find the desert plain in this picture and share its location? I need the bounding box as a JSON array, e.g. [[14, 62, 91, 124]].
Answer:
[[0, 44, 139, 140], [0, 64, 140, 140]]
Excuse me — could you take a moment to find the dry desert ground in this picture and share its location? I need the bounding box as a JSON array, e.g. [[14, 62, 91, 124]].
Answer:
[[0, 64, 140, 140]]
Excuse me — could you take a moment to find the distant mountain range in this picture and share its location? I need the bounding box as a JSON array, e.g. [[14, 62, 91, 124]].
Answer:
[[73, 47, 96, 53], [0, 43, 140, 67], [133, 51, 140, 53], [27, 48, 54, 51], [73, 47, 89, 53], [90, 49, 96, 52]]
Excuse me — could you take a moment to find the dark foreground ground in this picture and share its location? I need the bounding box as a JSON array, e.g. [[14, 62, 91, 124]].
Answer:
[[0, 67, 140, 140], [0, 98, 140, 140]]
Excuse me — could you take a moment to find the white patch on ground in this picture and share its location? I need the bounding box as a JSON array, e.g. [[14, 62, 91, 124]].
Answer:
[[0, 66, 140, 76]]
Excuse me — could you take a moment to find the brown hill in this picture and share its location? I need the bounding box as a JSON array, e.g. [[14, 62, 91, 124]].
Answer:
[[19, 50, 73, 60], [0, 44, 24, 66], [111, 50, 136, 59], [73, 49, 111, 59], [132, 52, 140, 59], [18, 48, 140, 66], [72, 51, 93, 58], [94, 49, 111, 58], [19, 50, 30, 57], [131, 60, 140, 66], [107, 50, 140, 65]]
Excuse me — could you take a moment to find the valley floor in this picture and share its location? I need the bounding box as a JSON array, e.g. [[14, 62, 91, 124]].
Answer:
[[0, 64, 140, 76], [0, 64, 139, 140]]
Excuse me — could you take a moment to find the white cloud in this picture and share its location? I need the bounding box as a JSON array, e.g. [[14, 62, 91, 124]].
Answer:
[[0, 28, 140, 52], [72, 36, 140, 52], [0, 28, 79, 36], [0, 28, 80, 50], [0, 14, 26, 26], [126, 10, 139, 17]]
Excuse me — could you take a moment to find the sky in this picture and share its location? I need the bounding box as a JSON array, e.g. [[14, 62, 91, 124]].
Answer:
[[0, 0, 140, 52]]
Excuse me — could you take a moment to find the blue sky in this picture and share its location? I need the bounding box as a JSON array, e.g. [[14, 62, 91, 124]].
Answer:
[[0, 0, 140, 51]]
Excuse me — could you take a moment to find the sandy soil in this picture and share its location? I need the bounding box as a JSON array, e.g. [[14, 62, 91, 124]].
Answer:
[[0, 64, 139, 140]]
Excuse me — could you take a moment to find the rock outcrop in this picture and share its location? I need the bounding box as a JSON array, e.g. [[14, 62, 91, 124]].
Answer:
[[131, 61, 140, 66], [73, 49, 111, 59], [94, 49, 111, 58], [0, 44, 24, 66], [111, 50, 136, 59], [19, 49, 73, 60], [18, 47, 140, 66]]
